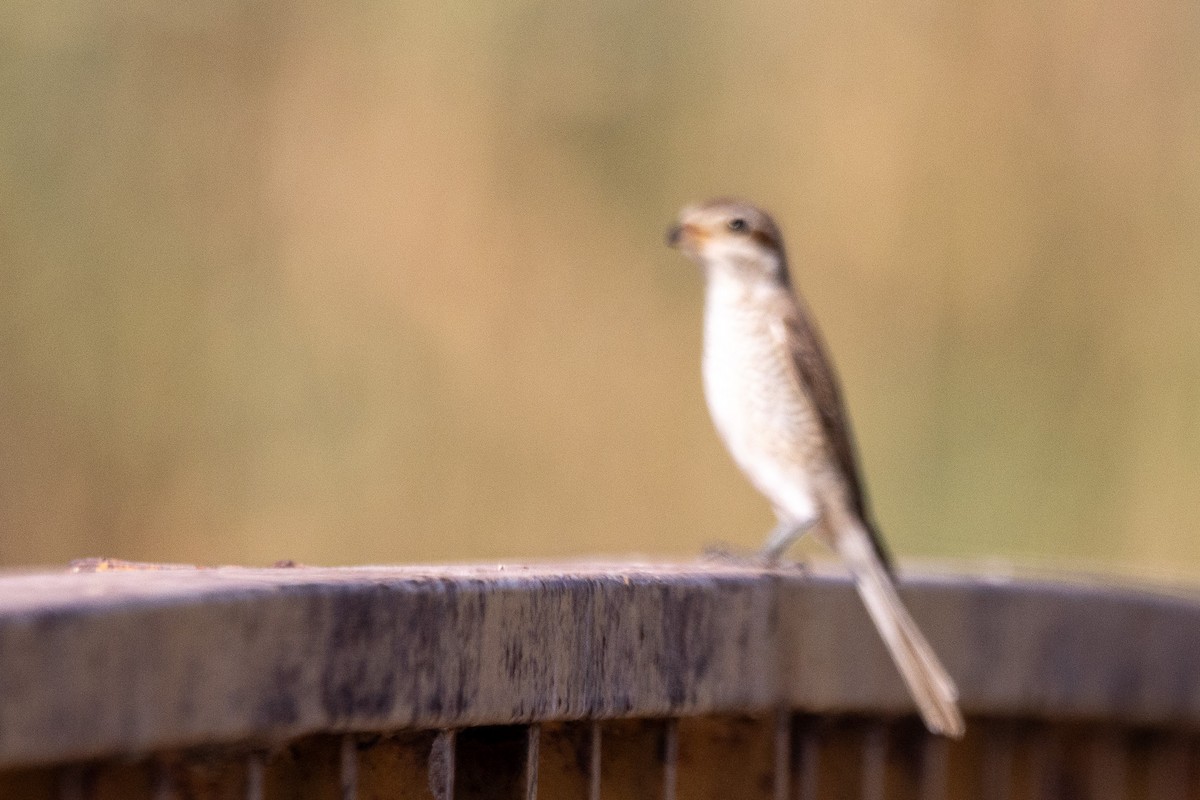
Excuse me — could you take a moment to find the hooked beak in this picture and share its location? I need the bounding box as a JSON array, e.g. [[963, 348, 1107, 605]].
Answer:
[[666, 221, 704, 250]]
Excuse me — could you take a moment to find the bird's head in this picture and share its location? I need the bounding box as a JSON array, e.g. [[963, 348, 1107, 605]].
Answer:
[[666, 198, 790, 287]]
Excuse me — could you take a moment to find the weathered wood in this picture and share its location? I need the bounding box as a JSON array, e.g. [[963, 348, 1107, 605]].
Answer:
[[524, 724, 539, 800], [672, 716, 777, 799], [262, 735, 343, 800], [1, 562, 1200, 770], [595, 719, 669, 799], [0, 767, 56, 799], [773, 710, 791, 800], [0, 720, 1197, 799], [427, 731, 455, 800], [664, 718, 679, 800], [160, 750, 250, 800], [917, 732, 949, 800], [775, 571, 1200, 724], [354, 731, 440, 800], [977, 721, 1015, 800], [791, 716, 822, 800], [535, 722, 593, 799]]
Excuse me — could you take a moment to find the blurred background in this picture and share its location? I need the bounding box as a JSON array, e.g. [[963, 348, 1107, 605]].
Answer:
[[2, 1, 1198, 579]]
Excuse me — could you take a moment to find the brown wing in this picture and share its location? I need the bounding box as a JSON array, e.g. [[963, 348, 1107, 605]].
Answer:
[[780, 296, 895, 573]]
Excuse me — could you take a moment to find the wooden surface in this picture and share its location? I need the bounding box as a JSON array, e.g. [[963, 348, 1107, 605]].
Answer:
[[5, 717, 1200, 799], [1, 561, 1199, 769]]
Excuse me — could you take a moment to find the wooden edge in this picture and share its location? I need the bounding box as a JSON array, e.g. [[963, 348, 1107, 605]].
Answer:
[[0, 562, 1198, 768]]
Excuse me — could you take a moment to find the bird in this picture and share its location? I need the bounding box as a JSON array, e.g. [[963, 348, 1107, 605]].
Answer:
[[666, 198, 965, 738]]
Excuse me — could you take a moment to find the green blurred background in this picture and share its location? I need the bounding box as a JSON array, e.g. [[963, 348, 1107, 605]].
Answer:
[[2, 1, 1198, 578]]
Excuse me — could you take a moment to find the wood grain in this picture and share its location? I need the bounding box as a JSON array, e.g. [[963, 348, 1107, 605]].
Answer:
[[1, 562, 1199, 770]]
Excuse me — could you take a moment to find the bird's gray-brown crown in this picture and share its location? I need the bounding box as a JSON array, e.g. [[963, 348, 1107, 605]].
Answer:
[[666, 198, 790, 286]]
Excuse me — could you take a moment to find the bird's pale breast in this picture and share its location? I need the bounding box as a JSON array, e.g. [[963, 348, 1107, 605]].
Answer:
[[701, 277, 829, 520]]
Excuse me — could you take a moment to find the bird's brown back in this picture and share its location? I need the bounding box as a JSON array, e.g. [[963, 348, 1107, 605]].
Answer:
[[778, 292, 895, 572]]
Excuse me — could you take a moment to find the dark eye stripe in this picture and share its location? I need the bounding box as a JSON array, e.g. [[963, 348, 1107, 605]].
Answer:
[[749, 228, 778, 250]]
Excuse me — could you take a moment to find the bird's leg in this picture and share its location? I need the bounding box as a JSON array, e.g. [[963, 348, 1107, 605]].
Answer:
[[700, 541, 758, 565], [760, 513, 820, 565]]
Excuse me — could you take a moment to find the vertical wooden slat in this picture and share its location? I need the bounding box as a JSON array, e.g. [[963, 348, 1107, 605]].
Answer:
[[525, 724, 540, 800], [880, 720, 926, 800], [245, 753, 265, 800], [1188, 736, 1200, 800], [919, 734, 949, 800], [811, 718, 864, 799], [1088, 729, 1128, 800], [58, 767, 86, 800], [981, 722, 1015, 800], [1123, 729, 1155, 800], [1148, 735, 1189, 800], [663, 719, 678, 800], [860, 722, 887, 800], [793, 717, 821, 800], [1014, 725, 1047, 800], [774, 710, 791, 800], [1015, 725, 1065, 800], [153, 761, 173, 800], [429, 731, 455, 800], [340, 735, 358, 800], [590, 722, 602, 800], [1058, 725, 1106, 800]]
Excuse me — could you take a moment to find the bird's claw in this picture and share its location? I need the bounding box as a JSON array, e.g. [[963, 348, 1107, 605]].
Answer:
[[701, 542, 757, 566], [702, 543, 809, 574]]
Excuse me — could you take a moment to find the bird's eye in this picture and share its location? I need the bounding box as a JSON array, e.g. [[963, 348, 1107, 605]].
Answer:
[[727, 218, 748, 233]]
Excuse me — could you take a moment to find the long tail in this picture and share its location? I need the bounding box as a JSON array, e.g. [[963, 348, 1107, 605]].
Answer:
[[832, 514, 966, 738]]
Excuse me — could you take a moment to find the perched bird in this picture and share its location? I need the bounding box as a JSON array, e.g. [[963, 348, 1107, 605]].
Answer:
[[667, 198, 965, 738]]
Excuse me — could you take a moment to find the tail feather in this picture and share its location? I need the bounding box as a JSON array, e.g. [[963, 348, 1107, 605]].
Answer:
[[834, 519, 965, 738]]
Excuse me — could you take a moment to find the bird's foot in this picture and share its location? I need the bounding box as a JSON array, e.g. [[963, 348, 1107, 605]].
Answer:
[[762, 554, 810, 575], [702, 543, 809, 574], [700, 542, 760, 567]]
